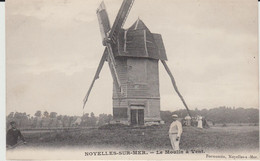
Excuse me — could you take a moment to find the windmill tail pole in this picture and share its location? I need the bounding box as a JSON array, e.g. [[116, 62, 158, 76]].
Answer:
[[161, 60, 192, 117]]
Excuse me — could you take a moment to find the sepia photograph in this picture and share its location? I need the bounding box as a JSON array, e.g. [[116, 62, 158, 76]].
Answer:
[[4, 0, 259, 160]]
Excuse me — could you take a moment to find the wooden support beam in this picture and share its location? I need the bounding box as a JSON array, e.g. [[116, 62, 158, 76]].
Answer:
[[161, 60, 192, 117]]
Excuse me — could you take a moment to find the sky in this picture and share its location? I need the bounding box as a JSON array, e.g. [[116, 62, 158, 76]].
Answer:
[[6, 0, 258, 116]]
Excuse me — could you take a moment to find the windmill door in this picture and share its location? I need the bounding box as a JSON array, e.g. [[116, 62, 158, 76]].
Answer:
[[130, 107, 144, 125]]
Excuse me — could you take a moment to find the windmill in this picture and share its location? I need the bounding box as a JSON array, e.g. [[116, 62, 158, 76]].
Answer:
[[83, 0, 191, 125]]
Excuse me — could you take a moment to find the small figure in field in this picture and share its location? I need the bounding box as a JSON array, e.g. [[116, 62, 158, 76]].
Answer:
[[6, 121, 26, 148], [197, 116, 203, 128], [169, 114, 183, 150]]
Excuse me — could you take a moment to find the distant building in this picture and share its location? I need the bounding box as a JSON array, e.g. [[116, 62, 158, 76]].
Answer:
[[72, 117, 82, 126]]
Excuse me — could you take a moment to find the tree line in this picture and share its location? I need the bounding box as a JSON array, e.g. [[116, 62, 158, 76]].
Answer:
[[6, 110, 112, 129], [6, 106, 259, 129], [161, 106, 259, 124]]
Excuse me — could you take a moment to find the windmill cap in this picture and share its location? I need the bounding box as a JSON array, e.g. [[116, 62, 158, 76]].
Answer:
[[172, 114, 178, 118]]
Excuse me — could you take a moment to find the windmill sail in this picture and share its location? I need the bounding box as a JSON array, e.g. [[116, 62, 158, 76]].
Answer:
[[109, 0, 135, 43], [83, 50, 108, 109], [96, 0, 135, 95], [96, 1, 111, 41], [161, 60, 192, 117], [96, 2, 122, 94], [83, 0, 135, 108]]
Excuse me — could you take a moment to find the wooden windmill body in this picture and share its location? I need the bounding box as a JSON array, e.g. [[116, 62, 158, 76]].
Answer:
[[111, 19, 167, 125], [83, 0, 191, 126]]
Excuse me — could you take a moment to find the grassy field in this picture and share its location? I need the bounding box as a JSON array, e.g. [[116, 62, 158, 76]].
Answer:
[[21, 124, 259, 152]]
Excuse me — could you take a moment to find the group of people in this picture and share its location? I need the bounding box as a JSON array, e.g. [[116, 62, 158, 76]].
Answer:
[[7, 115, 183, 150]]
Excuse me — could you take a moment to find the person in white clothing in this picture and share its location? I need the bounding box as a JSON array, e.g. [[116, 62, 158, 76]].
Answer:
[[197, 116, 203, 128], [169, 114, 183, 150]]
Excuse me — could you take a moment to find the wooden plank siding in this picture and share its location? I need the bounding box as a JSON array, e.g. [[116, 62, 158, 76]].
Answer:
[[145, 99, 161, 121], [127, 58, 159, 98], [112, 56, 161, 123], [112, 98, 161, 122], [112, 57, 128, 98]]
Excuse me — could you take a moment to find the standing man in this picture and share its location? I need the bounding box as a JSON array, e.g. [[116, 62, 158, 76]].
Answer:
[[6, 121, 26, 148], [169, 114, 183, 150]]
